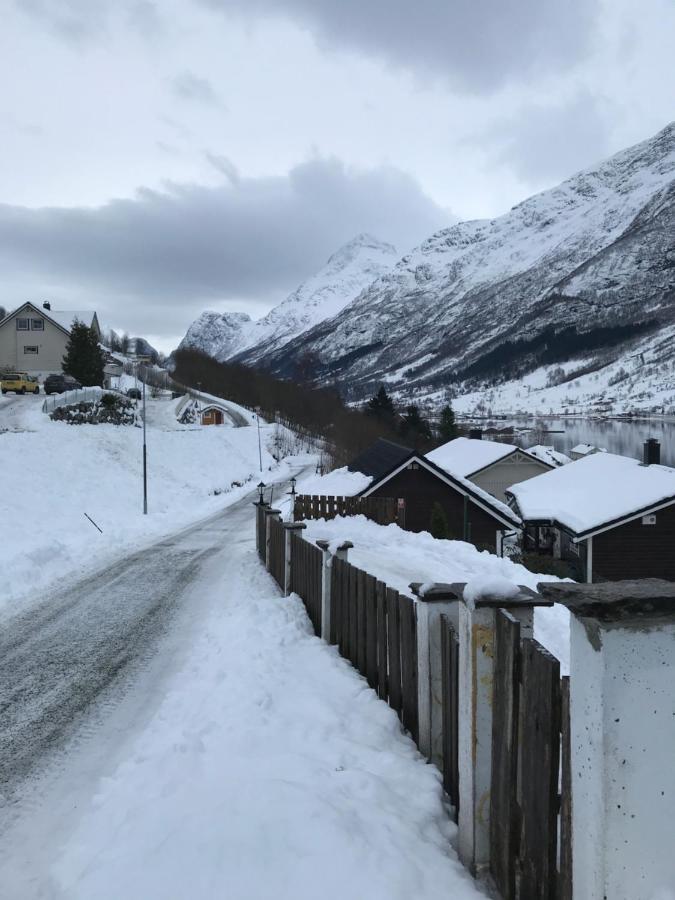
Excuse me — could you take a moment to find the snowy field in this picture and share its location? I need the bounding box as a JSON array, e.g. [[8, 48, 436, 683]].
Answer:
[[0, 392, 307, 616], [301, 515, 571, 672]]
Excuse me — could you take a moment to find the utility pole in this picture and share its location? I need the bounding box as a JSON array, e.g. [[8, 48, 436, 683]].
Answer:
[[142, 375, 148, 515], [256, 409, 263, 472]]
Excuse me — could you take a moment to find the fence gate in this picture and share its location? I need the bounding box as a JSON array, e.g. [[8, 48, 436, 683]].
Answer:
[[290, 532, 323, 636]]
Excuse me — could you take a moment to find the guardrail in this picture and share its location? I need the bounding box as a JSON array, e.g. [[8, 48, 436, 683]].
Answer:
[[42, 387, 128, 415]]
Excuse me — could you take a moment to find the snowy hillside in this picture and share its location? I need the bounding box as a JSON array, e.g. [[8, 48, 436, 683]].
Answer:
[[259, 123, 675, 401], [177, 234, 397, 363]]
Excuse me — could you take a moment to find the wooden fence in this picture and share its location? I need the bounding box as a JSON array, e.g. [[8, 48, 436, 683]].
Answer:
[[290, 532, 323, 636], [490, 610, 571, 900], [268, 516, 286, 590], [294, 494, 400, 526], [327, 557, 418, 742], [440, 615, 460, 812]]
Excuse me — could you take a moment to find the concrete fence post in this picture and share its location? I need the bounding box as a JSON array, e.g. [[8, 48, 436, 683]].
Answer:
[[410, 582, 462, 766], [456, 584, 552, 876], [282, 522, 306, 596], [316, 539, 353, 643], [538, 579, 675, 900], [263, 507, 281, 572]]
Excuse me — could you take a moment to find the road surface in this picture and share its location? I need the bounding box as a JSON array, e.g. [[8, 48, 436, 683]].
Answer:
[[0, 472, 301, 798]]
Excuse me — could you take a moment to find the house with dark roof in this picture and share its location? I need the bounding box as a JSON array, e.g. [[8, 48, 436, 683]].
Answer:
[[347, 438, 412, 480], [426, 437, 553, 500], [0, 301, 100, 378], [506, 441, 675, 583], [358, 450, 521, 553]]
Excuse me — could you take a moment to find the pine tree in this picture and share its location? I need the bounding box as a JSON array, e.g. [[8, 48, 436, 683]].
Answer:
[[399, 404, 432, 446], [438, 403, 458, 443], [429, 502, 449, 540], [367, 385, 396, 422], [62, 322, 105, 386]]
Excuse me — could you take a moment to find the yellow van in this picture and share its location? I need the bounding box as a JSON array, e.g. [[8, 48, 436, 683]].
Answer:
[[1, 373, 40, 394]]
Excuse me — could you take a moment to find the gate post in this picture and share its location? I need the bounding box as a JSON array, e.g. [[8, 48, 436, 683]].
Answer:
[[457, 584, 551, 876], [316, 539, 352, 643], [254, 500, 268, 554], [538, 580, 675, 900], [263, 508, 281, 572], [282, 522, 306, 596], [410, 582, 462, 766]]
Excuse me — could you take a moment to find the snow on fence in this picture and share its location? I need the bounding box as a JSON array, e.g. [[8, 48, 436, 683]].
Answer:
[[293, 494, 400, 527], [255, 503, 675, 900], [42, 386, 127, 415]]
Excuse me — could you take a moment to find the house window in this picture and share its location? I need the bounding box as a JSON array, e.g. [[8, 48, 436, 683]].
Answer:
[[16, 318, 29, 331], [407, 462, 419, 470], [31, 319, 44, 330], [642, 514, 656, 525], [23, 346, 39, 355], [569, 541, 580, 556]]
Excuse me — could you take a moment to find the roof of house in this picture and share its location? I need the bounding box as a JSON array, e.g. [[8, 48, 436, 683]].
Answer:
[[507, 452, 675, 539], [526, 445, 572, 468], [426, 436, 524, 478], [297, 466, 373, 498], [570, 443, 604, 455], [360, 450, 522, 530], [0, 302, 97, 334], [347, 438, 413, 480]]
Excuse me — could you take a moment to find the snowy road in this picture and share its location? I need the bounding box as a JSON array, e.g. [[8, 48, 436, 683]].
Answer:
[[0, 474, 299, 797]]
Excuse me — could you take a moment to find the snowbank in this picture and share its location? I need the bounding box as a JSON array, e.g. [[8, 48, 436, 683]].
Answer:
[[301, 516, 570, 671], [33, 547, 486, 900], [0, 395, 310, 616]]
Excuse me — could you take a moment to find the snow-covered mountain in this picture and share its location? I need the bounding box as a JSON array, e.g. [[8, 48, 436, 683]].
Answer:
[[259, 122, 675, 402], [176, 234, 398, 364]]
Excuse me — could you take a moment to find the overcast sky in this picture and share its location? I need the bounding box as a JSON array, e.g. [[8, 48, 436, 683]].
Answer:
[[1, 0, 673, 351]]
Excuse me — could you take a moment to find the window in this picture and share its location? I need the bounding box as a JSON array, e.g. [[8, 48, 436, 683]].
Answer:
[[16, 318, 29, 331], [407, 462, 419, 470], [642, 514, 656, 525], [31, 319, 44, 331], [569, 541, 580, 556], [23, 346, 39, 355]]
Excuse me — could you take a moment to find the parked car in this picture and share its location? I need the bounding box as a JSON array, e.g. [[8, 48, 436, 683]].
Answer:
[[126, 387, 142, 399], [1, 373, 40, 395], [44, 373, 82, 395]]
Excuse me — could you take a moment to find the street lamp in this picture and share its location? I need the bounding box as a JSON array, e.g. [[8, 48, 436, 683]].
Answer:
[[289, 476, 297, 497], [255, 408, 263, 472], [257, 481, 266, 504]]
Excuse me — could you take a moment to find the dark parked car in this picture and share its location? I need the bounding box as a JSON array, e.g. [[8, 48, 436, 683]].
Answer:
[[44, 373, 82, 394], [126, 387, 142, 399]]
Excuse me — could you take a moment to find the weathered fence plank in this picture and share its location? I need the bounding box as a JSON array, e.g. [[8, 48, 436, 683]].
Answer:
[[399, 595, 418, 743], [357, 568, 367, 677], [558, 676, 572, 900], [269, 517, 285, 589], [441, 614, 460, 814], [490, 610, 522, 900], [386, 587, 402, 716], [518, 638, 561, 900], [365, 574, 378, 690], [376, 580, 388, 700]]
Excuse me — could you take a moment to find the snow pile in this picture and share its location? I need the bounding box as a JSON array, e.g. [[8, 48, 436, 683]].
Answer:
[[300, 515, 570, 670], [38, 554, 486, 900], [0, 395, 308, 615], [296, 465, 372, 497], [526, 444, 571, 467], [508, 451, 675, 535], [463, 575, 521, 607]]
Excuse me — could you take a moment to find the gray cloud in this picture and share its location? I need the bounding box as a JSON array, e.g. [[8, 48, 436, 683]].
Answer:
[[0, 158, 449, 338], [204, 152, 240, 184], [482, 93, 613, 183], [15, 0, 163, 42], [170, 71, 226, 108], [196, 0, 600, 91]]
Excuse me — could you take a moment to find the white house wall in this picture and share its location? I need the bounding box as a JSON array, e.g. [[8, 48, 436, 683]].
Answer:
[[470, 454, 551, 501], [0, 309, 69, 377]]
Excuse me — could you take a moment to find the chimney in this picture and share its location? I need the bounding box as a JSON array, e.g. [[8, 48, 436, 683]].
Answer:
[[643, 438, 661, 466], [469, 428, 482, 440], [43, 301, 51, 310]]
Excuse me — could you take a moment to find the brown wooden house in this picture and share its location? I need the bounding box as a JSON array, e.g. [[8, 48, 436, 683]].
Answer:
[[507, 442, 675, 583], [359, 451, 521, 553]]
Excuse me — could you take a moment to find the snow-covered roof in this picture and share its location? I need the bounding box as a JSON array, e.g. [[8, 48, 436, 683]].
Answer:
[[507, 452, 675, 537], [48, 309, 98, 331], [361, 452, 521, 529], [426, 437, 518, 478], [527, 445, 571, 468]]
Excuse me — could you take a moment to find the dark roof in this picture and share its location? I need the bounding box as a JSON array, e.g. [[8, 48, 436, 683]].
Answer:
[[347, 438, 413, 480]]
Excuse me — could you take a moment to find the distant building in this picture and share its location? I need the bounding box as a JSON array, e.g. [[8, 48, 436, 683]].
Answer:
[[507, 441, 675, 583], [526, 444, 572, 468], [0, 301, 100, 378], [569, 443, 605, 461]]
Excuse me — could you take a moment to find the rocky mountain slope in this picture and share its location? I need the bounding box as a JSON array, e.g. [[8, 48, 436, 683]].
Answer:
[[258, 122, 675, 400], [176, 234, 398, 364]]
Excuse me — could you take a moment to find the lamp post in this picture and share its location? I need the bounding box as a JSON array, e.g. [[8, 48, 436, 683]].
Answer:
[[257, 481, 266, 504], [256, 408, 263, 472], [289, 476, 297, 497]]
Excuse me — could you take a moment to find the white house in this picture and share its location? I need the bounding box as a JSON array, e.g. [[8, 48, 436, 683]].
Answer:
[[0, 301, 100, 378]]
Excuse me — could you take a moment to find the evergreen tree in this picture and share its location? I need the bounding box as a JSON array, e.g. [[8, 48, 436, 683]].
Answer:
[[62, 322, 105, 386], [0, 306, 6, 321], [438, 402, 458, 443], [399, 404, 432, 446], [367, 385, 396, 423], [429, 502, 449, 540]]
